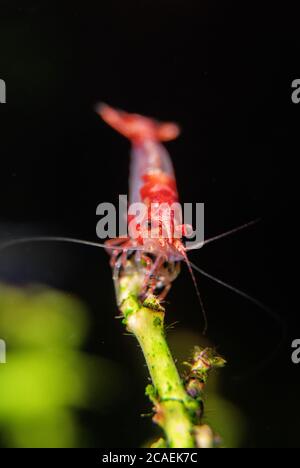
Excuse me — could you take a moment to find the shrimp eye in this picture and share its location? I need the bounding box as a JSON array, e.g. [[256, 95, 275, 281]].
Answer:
[[154, 283, 165, 295], [146, 253, 156, 262]]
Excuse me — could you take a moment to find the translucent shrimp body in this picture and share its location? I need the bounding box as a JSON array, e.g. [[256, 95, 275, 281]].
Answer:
[[98, 104, 187, 263], [96, 103, 194, 301]]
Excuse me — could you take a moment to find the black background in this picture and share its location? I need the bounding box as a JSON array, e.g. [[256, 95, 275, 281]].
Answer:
[[0, 0, 299, 448]]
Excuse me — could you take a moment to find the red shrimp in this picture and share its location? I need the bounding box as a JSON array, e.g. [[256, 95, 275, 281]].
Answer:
[[97, 104, 197, 301]]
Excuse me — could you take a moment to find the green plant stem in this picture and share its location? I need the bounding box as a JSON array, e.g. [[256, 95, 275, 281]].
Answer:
[[121, 295, 197, 448], [115, 263, 225, 448]]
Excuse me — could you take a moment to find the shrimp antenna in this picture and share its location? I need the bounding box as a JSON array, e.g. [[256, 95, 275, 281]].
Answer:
[[181, 248, 208, 334], [189, 260, 287, 377], [189, 260, 281, 323], [0, 236, 133, 253], [186, 218, 261, 251]]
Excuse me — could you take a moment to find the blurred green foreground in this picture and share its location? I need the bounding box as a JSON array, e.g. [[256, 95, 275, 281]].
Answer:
[[0, 283, 121, 448]]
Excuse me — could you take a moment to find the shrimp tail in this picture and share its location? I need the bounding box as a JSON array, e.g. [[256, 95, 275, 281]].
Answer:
[[96, 103, 180, 143]]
